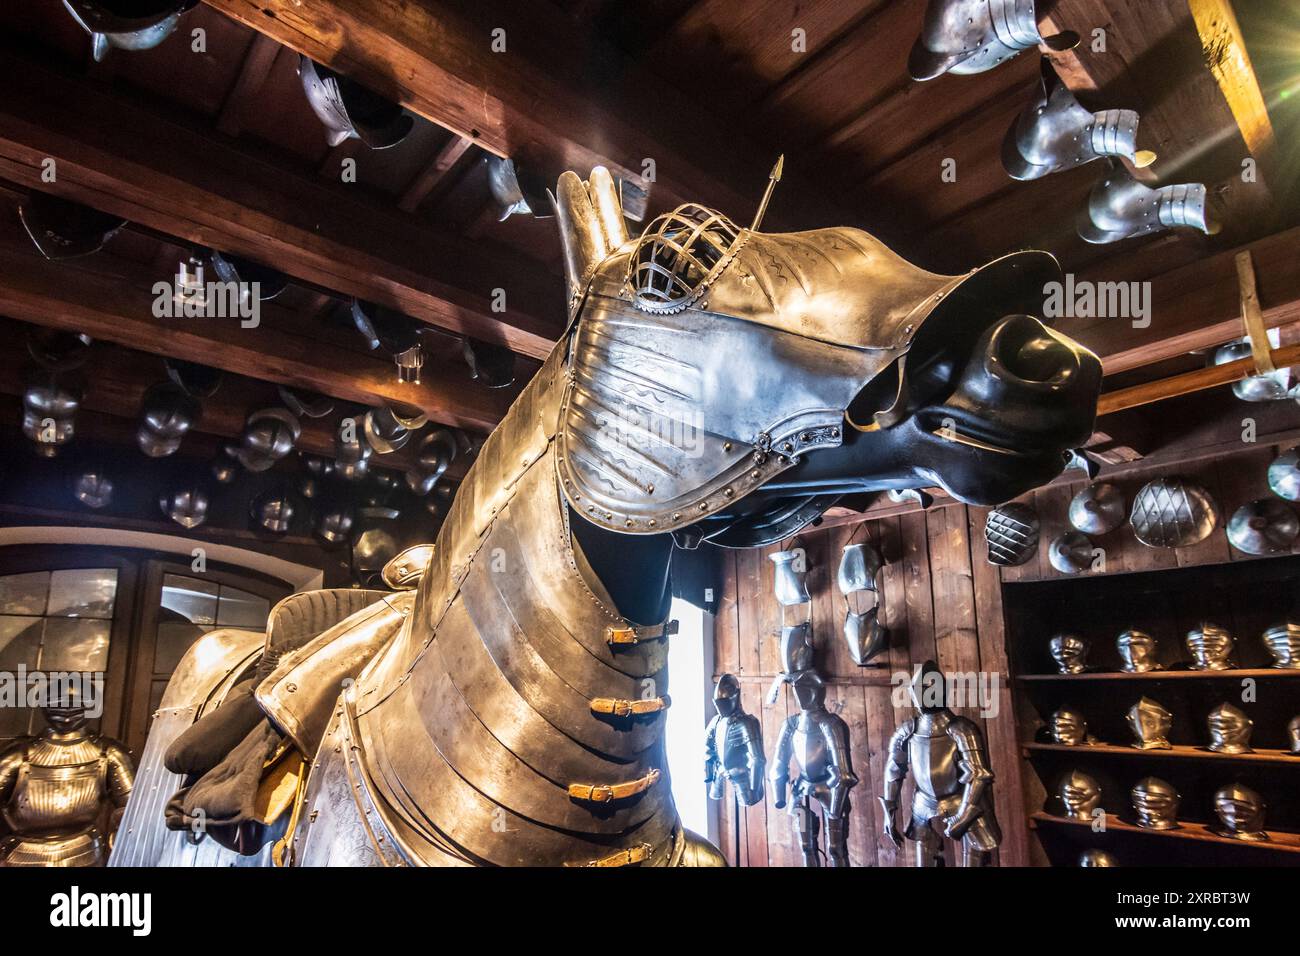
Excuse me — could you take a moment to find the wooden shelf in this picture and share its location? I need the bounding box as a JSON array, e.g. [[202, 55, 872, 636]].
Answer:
[[1031, 812, 1300, 853], [1023, 741, 1300, 766], [1017, 668, 1300, 682]]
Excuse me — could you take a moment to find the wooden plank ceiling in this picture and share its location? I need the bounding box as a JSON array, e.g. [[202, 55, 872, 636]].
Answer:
[[0, 0, 1295, 499]]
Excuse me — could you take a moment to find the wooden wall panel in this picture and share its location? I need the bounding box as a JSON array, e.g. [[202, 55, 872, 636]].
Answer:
[[710, 438, 1296, 866]]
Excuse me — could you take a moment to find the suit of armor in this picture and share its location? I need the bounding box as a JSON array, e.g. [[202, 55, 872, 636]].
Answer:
[[881, 661, 1000, 867], [705, 674, 764, 807], [0, 705, 134, 867], [770, 673, 857, 866]]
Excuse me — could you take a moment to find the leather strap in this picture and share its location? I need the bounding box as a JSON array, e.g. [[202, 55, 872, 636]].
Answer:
[[590, 696, 671, 717], [568, 768, 661, 803], [565, 842, 654, 868], [605, 620, 679, 646]]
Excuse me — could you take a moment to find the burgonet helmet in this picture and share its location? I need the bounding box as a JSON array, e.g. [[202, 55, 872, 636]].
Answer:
[[61, 0, 198, 62], [907, 0, 1079, 82]]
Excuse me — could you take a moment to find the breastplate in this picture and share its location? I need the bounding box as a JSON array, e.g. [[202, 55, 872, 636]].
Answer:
[[792, 716, 829, 782], [4, 737, 105, 834], [715, 718, 750, 774], [908, 719, 960, 801]]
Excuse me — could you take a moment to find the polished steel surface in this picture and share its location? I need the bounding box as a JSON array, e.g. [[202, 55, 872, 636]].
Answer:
[[1048, 530, 1094, 574], [705, 674, 765, 807], [1079, 166, 1217, 244], [1058, 769, 1101, 820], [61, 0, 195, 62], [1068, 482, 1125, 535], [159, 486, 209, 529], [771, 672, 858, 866], [73, 471, 113, 509], [1, 708, 133, 866], [1049, 632, 1089, 674], [882, 662, 1000, 866], [1268, 447, 1300, 501], [985, 502, 1040, 566], [1126, 696, 1172, 750], [1130, 477, 1219, 548], [1288, 716, 1300, 754], [1213, 784, 1268, 841], [908, 0, 1076, 81], [1131, 776, 1179, 830], [1117, 629, 1160, 673], [844, 606, 889, 666], [1048, 707, 1090, 746], [839, 541, 887, 665], [1078, 849, 1118, 866], [837, 542, 881, 593], [1003, 58, 1147, 180], [1226, 498, 1300, 555], [770, 550, 811, 606], [297, 55, 412, 149], [1212, 340, 1298, 402], [1264, 622, 1300, 669], [1206, 702, 1253, 755], [1186, 623, 1235, 671]]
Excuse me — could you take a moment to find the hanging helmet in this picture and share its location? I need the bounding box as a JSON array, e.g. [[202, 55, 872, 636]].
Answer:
[[298, 56, 413, 149], [19, 192, 126, 259]]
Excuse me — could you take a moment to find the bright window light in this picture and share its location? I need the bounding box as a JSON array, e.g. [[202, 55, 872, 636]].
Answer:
[[664, 596, 714, 841]]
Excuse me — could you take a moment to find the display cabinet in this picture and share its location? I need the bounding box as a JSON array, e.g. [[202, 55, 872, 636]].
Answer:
[[1005, 554, 1300, 866]]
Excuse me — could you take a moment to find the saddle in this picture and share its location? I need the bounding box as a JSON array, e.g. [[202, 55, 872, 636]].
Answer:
[[162, 546, 432, 855]]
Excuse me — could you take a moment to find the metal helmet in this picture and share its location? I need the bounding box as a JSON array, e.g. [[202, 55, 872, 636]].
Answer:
[[1048, 707, 1088, 746], [1206, 702, 1253, 755], [406, 429, 458, 496], [1116, 629, 1160, 673], [713, 673, 741, 718], [1078, 164, 1219, 245], [907, 659, 947, 713], [1226, 498, 1299, 556], [278, 386, 335, 420], [298, 56, 414, 150], [769, 550, 810, 606], [1130, 477, 1219, 548], [250, 489, 296, 534], [1003, 58, 1153, 181], [22, 377, 81, 457], [314, 506, 354, 547], [231, 407, 302, 473], [27, 328, 94, 372], [790, 669, 827, 712], [1125, 696, 1172, 750], [351, 507, 401, 587], [1048, 530, 1093, 574], [208, 249, 288, 303], [19, 192, 126, 260], [1213, 783, 1267, 840], [1268, 447, 1300, 501], [73, 471, 114, 509], [159, 486, 209, 529], [485, 156, 552, 221], [1185, 623, 1234, 671], [1210, 339, 1298, 402], [1058, 769, 1101, 820], [1263, 622, 1300, 669], [1049, 632, 1089, 674], [136, 382, 201, 458], [164, 357, 224, 398], [1130, 776, 1179, 829], [349, 299, 425, 384], [907, 0, 1078, 81], [1288, 715, 1300, 754], [1068, 482, 1125, 535], [985, 502, 1040, 566], [462, 338, 518, 389], [61, 0, 198, 61], [363, 403, 426, 455]]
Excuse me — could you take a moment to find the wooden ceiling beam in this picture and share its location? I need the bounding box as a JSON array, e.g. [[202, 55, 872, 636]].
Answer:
[[399, 135, 475, 214], [0, 232, 513, 434], [1054, 225, 1300, 375], [199, 0, 815, 224], [216, 32, 281, 138], [0, 51, 563, 360]]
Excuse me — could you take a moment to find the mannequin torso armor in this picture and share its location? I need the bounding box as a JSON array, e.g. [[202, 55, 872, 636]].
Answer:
[[0, 717, 134, 867]]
